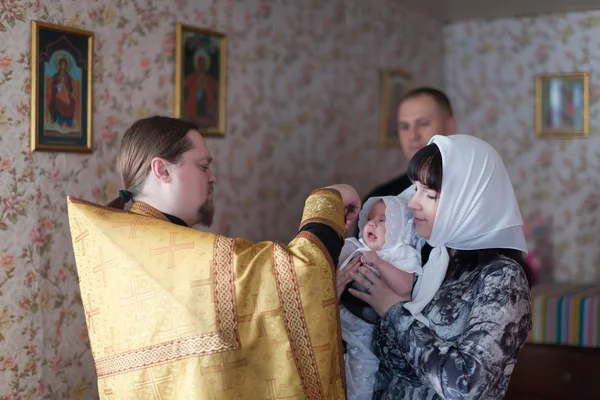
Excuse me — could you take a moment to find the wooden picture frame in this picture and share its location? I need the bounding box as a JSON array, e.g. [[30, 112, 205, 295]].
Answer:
[[175, 24, 227, 137], [380, 69, 412, 147], [30, 20, 94, 152], [535, 72, 589, 138]]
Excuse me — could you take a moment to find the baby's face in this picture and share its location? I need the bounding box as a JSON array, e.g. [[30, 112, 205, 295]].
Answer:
[[362, 200, 387, 251]]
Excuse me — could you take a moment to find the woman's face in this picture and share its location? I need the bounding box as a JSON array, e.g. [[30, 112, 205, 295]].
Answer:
[[408, 181, 439, 240]]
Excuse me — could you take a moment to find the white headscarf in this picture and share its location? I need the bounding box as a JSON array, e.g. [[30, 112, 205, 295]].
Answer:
[[405, 134, 527, 324], [428, 134, 527, 253]]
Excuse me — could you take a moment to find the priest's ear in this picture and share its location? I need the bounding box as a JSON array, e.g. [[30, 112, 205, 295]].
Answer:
[[149, 157, 172, 183]]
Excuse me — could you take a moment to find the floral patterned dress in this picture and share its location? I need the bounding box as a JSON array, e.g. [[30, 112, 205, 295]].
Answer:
[[372, 257, 532, 399]]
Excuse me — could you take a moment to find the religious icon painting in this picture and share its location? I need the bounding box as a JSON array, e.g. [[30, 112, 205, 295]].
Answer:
[[30, 21, 94, 152], [535, 72, 589, 138], [175, 24, 227, 137], [379, 69, 412, 147]]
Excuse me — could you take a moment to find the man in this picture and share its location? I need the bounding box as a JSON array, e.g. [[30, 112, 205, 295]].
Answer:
[[67, 116, 359, 399], [364, 87, 456, 200]]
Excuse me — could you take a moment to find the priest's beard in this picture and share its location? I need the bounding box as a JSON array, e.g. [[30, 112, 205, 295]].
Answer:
[[197, 197, 214, 227]]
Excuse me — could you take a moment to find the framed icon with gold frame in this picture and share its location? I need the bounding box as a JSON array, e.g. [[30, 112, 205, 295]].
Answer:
[[535, 72, 589, 138], [175, 24, 227, 137], [30, 20, 94, 152], [379, 69, 412, 147]]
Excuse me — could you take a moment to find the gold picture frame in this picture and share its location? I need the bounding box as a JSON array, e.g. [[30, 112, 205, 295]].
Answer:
[[535, 72, 589, 138], [380, 69, 412, 147], [30, 21, 94, 152], [175, 24, 227, 137]]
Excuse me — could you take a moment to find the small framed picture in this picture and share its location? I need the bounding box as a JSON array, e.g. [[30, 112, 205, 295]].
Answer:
[[379, 69, 412, 147], [30, 21, 94, 152], [535, 72, 589, 138], [175, 24, 227, 137]]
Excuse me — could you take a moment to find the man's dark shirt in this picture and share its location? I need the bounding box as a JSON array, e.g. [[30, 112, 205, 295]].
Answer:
[[363, 173, 413, 201]]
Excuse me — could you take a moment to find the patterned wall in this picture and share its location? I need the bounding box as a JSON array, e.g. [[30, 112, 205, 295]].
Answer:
[[445, 11, 600, 284], [0, 0, 443, 397]]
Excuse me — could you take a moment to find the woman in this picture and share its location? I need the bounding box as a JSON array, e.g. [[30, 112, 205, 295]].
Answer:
[[339, 134, 532, 399]]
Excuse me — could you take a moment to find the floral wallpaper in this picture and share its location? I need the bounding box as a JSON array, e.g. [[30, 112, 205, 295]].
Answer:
[[0, 0, 443, 397], [444, 10, 600, 284]]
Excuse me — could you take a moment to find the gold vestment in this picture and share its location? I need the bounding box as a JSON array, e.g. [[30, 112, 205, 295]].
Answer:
[[67, 189, 347, 399]]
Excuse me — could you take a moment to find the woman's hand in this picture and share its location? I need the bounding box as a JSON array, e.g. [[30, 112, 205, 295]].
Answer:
[[348, 265, 409, 317], [336, 256, 361, 300]]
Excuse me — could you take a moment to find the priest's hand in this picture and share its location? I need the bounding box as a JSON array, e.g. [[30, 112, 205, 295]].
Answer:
[[325, 184, 360, 230], [336, 256, 361, 300]]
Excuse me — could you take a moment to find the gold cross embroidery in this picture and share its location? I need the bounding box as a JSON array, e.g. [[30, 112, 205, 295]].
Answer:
[[328, 343, 343, 400], [201, 355, 248, 391], [189, 261, 214, 303], [321, 297, 337, 308], [120, 278, 154, 320], [104, 326, 129, 355], [102, 380, 114, 397], [93, 246, 117, 287], [266, 379, 298, 399], [239, 294, 281, 337], [150, 232, 194, 269], [158, 310, 196, 341], [134, 368, 173, 400], [73, 220, 89, 256], [113, 216, 158, 239], [85, 293, 101, 334]]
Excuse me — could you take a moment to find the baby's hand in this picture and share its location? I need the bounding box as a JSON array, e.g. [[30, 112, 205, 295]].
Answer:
[[360, 251, 383, 269]]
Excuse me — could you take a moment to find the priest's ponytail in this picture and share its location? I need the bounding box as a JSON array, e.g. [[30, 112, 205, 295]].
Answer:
[[107, 190, 133, 209], [106, 116, 197, 209]]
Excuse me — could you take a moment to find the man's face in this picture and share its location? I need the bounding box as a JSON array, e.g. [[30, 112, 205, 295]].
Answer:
[[168, 130, 216, 227], [397, 94, 455, 160]]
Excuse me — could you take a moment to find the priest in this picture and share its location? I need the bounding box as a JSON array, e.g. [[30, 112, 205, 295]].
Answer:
[[67, 116, 359, 399]]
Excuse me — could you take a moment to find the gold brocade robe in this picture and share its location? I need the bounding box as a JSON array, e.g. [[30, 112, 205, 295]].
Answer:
[[67, 189, 347, 399]]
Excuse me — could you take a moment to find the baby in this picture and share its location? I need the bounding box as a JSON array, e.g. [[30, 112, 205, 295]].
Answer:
[[338, 195, 423, 400]]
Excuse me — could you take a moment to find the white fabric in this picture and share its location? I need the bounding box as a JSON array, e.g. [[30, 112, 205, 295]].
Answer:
[[394, 186, 445, 324], [428, 134, 527, 253], [340, 307, 379, 400], [338, 195, 423, 400], [397, 135, 527, 330]]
